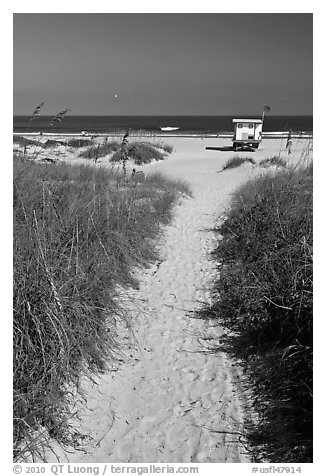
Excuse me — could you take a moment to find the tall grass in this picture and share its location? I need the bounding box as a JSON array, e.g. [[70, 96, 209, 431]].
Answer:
[[13, 156, 191, 461], [199, 163, 313, 462]]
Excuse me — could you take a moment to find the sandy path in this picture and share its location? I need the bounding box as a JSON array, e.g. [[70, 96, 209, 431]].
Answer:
[[47, 137, 312, 464]]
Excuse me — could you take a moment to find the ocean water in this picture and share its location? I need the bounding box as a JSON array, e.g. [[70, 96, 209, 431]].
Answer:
[[13, 115, 313, 135]]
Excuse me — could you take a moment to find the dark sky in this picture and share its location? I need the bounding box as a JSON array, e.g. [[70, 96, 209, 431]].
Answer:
[[13, 13, 313, 115]]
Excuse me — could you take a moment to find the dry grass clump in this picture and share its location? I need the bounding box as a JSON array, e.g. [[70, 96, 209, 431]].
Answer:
[[13, 137, 65, 151], [13, 157, 191, 461], [66, 138, 94, 148], [151, 141, 174, 154], [260, 156, 287, 168], [222, 155, 256, 170], [13, 135, 42, 148], [199, 163, 312, 462], [111, 141, 169, 165], [43, 139, 65, 148], [146, 172, 192, 198], [78, 141, 120, 159]]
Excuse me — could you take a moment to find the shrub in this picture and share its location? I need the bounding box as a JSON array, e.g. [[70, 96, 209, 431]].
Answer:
[[199, 164, 313, 462], [222, 156, 256, 170]]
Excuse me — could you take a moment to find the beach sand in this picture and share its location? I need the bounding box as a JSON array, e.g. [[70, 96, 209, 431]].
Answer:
[[20, 136, 312, 463]]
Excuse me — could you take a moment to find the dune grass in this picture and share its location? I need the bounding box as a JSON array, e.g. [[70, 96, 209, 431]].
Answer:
[[66, 138, 94, 148], [43, 139, 68, 148], [13, 136, 67, 151], [222, 155, 256, 170], [111, 141, 169, 165], [151, 141, 174, 154], [13, 135, 173, 167], [199, 163, 313, 462], [13, 156, 191, 461], [78, 141, 120, 159], [13, 135, 42, 148], [13, 136, 94, 150], [260, 156, 287, 168]]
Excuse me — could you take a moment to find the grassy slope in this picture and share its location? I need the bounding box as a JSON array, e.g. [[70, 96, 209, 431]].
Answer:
[[110, 141, 169, 165], [200, 164, 313, 462], [78, 140, 172, 164], [13, 156, 190, 460]]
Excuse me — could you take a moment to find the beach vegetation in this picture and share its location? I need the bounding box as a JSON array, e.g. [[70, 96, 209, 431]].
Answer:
[[13, 135, 42, 148], [66, 138, 94, 148], [78, 141, 120, 159], [222, 156, 256, 170], [260, 156, 287, 168], [13, 137, 66, 150], [13, 156, 191, 461], [111, 141, 169, 165], [199, 163, 313, 462], [150, 141, 174, 154], [43, 139, 64, 148]]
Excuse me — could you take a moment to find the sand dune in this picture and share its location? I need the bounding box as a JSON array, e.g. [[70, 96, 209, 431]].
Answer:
[[43, 136, 312, 463]]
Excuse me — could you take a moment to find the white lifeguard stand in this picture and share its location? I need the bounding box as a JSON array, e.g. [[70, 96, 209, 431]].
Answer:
[[232, 118, 263, 151]]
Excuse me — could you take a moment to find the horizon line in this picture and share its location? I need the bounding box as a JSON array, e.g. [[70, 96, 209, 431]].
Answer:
[[13, 113, 313, 117]]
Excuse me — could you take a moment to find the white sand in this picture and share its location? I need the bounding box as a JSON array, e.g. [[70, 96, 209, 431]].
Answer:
[[36, 136, 312, 463]]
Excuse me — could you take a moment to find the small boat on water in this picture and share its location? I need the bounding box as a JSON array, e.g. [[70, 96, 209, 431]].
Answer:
[[160, 126, 180, 131]]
